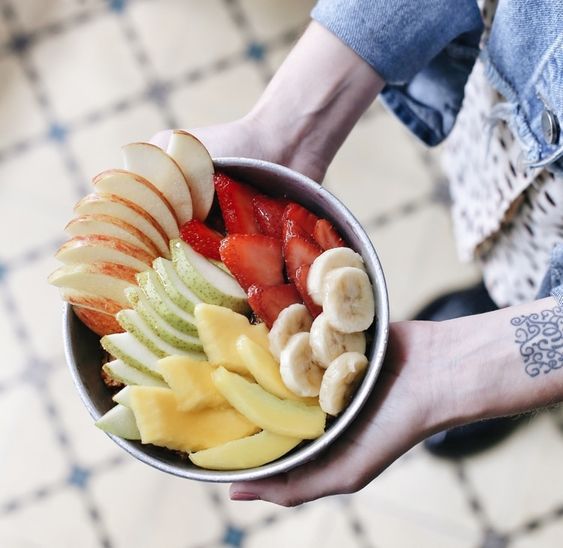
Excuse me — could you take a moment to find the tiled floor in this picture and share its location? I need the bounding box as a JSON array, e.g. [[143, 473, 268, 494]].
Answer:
[[0, 1, 562, 547]]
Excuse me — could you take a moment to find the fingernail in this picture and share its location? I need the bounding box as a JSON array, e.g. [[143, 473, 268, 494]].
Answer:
[[230, 491, 260, 501]]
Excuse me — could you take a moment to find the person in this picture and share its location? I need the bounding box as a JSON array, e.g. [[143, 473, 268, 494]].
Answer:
[[152, 0, 563, 506]]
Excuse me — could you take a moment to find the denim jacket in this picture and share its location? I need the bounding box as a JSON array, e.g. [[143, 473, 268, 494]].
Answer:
[[312, 0, 563, 303]]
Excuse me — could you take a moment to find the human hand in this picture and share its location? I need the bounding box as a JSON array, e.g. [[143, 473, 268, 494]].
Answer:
[[229, 321, 449, 506]]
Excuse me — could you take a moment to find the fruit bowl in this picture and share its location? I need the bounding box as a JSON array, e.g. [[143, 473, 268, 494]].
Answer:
[[64, 157, 390, 482]]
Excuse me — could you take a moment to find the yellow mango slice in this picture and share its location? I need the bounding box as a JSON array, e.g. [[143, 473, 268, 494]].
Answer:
[[194, 304, 269, 375], [129, 386, 259, 452], [189, 430, 302, 470], [157, 356, 227, 412], [236, 335, 317, 404], [212, 367, 326, 439]]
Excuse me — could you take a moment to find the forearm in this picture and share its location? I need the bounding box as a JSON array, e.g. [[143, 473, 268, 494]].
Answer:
[[433, 297, 563, 430], [248, 21, 384, 181]]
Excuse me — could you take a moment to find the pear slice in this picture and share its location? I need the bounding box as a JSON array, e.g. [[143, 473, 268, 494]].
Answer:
[[116, 309, 204, 356], [112, 386, 133, 407], [125, 286, 198, 340], [212, 367, 326, 439], [101, 332, 164, 378], [49, 262, 136, 308], [153, 257, 202, 313], [75, 192, 170, 258], [129, 386, 259, 452], [135, 270, 198, 333], [194, 304, 269, 375], [167, 130, 214, 220], [95, 404, 141, 440], [103, 359, 168, 387], [65, 214, 160, 257], [122, 142, 193, 224], [171, 240, 248, 314], [93, 169, 179, 240], [55, 235, 155, 272], [236, 335, 316, 404], [157, 356, 227, 411], [190, 430, 302, 470]]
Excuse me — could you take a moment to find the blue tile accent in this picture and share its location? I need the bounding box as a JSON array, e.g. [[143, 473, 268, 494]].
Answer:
[[223, 525, 245, 547], [9, 33, 30, 54], [48, 123, 68, 143], [68, 465, 90, 489], [146, 82, 169, 106], [246, 42, 265, 61], [108, 0, 127, 13]]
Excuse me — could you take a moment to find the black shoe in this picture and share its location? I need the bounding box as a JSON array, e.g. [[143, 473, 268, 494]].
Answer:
[[415, 282, 523, 458]]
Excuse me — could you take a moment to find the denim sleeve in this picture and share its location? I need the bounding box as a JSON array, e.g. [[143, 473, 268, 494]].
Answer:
[[537, 244, 563, 305], [311, 0, 484, 145]]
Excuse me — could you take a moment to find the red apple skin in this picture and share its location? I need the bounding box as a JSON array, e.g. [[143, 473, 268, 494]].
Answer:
[[65, 213, 161, 258], [75, 192, 170, 257], [56, 235, 156, 270], [73, 305, 123, 336], [61, 289, 123, 316]]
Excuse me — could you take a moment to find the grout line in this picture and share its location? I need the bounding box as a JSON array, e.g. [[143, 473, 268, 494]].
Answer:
[[338, 496, 376, 548], [454, 462, 493, 532]]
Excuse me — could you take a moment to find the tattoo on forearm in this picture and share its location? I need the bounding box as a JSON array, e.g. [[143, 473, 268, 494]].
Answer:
[[510, 306, 563, 377]]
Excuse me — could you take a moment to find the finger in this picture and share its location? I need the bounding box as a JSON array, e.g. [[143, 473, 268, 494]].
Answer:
[[230, 449, 362, 507], [149, 129, 173, 149]]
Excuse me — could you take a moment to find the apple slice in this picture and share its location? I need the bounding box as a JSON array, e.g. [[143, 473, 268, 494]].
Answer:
[[95, 404, 141, 440], [49, 262, 137, 308], [55, 235, 155, 272], [116, 309, 204, 356], [103, 359, 168, 387], [60, 288, 123, 316], [65, 214, 160, 258], [73, 305, 123, 336], [134, 271, 198, 333], [93, 169, 179, 240], [75, 193, 170, 258], [171, 239, 248, 314], [167, 130, 214, 220], [122, 142, 193, 224]]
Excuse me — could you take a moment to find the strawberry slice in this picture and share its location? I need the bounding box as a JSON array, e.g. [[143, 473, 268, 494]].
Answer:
[[253, 194, 288, 239], [214, 172, 260, 234], [283, 203, 319, 238], [180, 219, 223, 261], [283, 236, 322, 282], [295, 265, 322, 318], [219, 234, 284, 291], [282, 218, 314, 244], [313, 219, 345, 250], [248, 283, 302, 328]]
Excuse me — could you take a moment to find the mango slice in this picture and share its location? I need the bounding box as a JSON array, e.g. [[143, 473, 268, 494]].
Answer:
[[129, 386, 259, 452], [236, 335, 317, 404], [212, 367, 326, 439], [157, 356, 227, 412], [194, 304, 269, 375], [189, 430, 302, 470]]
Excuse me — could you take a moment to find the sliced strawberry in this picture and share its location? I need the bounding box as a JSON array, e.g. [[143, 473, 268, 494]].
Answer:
[[180, 219, 223, 261], [253, 194, 288, 238], [283, 236, 322, 282], [214, 172, 260, 234], [283, 203, 319, 237], [282, 218, 313, 244], [313, 219, 345, 250], [219, 234, 284, 291], [248, 283, 302, 328], [295, 265, 322, 318]]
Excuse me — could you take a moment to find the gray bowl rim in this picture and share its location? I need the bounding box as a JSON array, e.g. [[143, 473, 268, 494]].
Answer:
[[64, 156, 390, 482]]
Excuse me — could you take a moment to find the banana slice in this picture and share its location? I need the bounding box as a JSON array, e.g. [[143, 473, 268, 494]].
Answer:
[[307, 248, 365, 305], [280, 332, 324, 397], [268, 303, 313, 360], [323, 267, 374, 333], [319, 352, 368, 416], [309, 313, 366, 368]]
